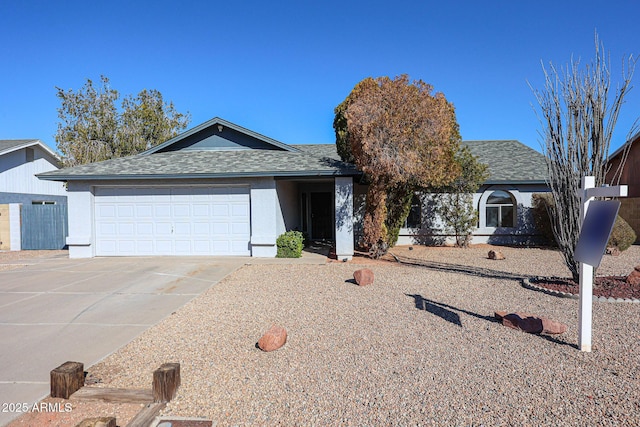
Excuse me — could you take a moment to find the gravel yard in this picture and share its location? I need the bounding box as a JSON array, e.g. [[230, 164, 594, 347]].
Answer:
[[68, 245, 640, 426]]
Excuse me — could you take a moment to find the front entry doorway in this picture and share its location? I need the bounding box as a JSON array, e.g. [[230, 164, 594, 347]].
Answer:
[[310, 192, 333, 240]]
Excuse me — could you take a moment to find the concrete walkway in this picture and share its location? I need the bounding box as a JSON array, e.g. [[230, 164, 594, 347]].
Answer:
[[0, 250, 327, 426]]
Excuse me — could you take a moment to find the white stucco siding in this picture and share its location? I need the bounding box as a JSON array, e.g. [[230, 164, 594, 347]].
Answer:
[[335, 177, 354, 260], [0, 147, 66, 196], [66, 182, 95, 258], [250, 178, 279, 257], [394, 184, 551, 246]]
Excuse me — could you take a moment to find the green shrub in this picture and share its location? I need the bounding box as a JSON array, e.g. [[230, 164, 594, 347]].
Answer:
[[531, 193, 557, 246], [276, 230, 304, 258], [532, 192, 636, 252], [608, 215, 637, 252]]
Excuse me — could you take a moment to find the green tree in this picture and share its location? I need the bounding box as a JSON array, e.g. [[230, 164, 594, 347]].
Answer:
[[55, 76, 190, 167], [334, 74, 461, 258], [433, 146, 489, 247]]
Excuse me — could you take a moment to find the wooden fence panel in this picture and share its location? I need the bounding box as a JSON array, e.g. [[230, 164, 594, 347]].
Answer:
[[20, 204, 68, 250]]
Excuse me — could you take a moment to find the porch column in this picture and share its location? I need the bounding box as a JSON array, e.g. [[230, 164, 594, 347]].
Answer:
[[335, 177, 354, 261], [66, 182, 95, 258], [250, 178, 278, 257]]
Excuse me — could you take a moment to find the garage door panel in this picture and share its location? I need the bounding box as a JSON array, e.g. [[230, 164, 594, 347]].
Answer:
[[192, 204, 210, 216], [136, 205, 153, 217], [212, 222, 229, 234], [118, 223, 135, 235], [137, 240, 154, 253], [231, 241, 249, 252], [95, 186, 250, 256], [173, 204, 191, 217], [174, 240, 192, 254], [212, 205, 229, 216], [154, 204, 172, 218], [231, 222, 250, 235], [97, 205, 116, 218], [155, 222, 173, 236], [231, 203, 249, 216], [194, 222, 211, 233], [174, 222, 191, 235], [98, 240, 117, 254], [155, 239, 173, 254], [117, 240, 136, 254], [136, 223, 154, 235], [98, 223, 117, 235]]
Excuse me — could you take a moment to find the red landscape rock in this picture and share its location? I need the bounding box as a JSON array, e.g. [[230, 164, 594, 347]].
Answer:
[[488, 250, 505, 260], [494, 311, 566, 335], [540, 317, 568, 335], [353, 268, 374, 286], [627, 266, 640, 286], [257, 325, 287, 352]]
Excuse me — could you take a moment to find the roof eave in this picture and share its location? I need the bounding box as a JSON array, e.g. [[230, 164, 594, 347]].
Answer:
[[0, 139, 60, 161], [141, 117, 301, 155], [484, 179, 548, 185], [37, 169, 361, 182], [609, 129, 640, 160]]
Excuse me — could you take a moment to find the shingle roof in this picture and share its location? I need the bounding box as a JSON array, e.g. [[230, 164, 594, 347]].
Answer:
[[37, 136, 546, 184], [463, 140, 547, 183], [38, 144, 358, 181], [0, 139, 38, 155], [1, 139, 60, 162]]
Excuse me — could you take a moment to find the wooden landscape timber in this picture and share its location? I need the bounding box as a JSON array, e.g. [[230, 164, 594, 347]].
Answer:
[[50, 361, 181, 427]]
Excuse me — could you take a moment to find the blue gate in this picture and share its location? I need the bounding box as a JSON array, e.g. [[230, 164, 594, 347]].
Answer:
[[20, 204, 68, 250]]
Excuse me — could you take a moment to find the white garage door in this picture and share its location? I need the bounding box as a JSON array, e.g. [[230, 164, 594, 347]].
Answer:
[[94, 186, 251, 256]]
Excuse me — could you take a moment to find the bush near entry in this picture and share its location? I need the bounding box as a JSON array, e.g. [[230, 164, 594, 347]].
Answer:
[[276, 231, 304, 258]]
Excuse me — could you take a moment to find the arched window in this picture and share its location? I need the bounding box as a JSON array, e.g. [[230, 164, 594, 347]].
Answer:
[[485, 190, 514, 227]]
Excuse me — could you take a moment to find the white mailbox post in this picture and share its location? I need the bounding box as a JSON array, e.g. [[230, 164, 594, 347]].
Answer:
[[577, 176, 628, 352]]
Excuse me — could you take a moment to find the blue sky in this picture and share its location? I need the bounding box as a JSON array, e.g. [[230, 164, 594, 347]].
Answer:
[[1, 1, 639, 155]]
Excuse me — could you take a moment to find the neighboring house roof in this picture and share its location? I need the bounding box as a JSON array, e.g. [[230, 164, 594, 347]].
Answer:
[[608, 130, 640, 161], [463, 140, 547, 184], [0, 139, 59, 161]]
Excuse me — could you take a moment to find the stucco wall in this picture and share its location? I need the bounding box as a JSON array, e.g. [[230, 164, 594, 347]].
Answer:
[[393, 184, 551, 246], [0, 192, 67, 205]]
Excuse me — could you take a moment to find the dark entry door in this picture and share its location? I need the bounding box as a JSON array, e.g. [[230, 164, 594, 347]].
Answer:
[[310, 192, 333, 240]]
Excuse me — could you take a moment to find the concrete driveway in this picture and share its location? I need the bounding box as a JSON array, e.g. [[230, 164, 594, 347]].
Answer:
[[0, 253, 248, 426]]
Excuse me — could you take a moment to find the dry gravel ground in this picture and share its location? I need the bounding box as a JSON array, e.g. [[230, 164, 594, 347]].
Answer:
[[8, 245, 640, 426], [0, 250, 67, 271]]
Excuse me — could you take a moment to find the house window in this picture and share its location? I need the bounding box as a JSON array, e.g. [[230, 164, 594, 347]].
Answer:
[[26, 148, 34, 162], [485, 190, 514, 227], [404, 195, 422, 228]]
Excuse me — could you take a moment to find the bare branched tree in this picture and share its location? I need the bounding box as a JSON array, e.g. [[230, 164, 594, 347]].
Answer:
[[531, 34, 636, 280]]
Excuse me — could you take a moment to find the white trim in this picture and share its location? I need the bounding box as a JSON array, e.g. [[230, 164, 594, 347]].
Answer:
[[0, 140, 59, 161], [476, 186, 522, 233]]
